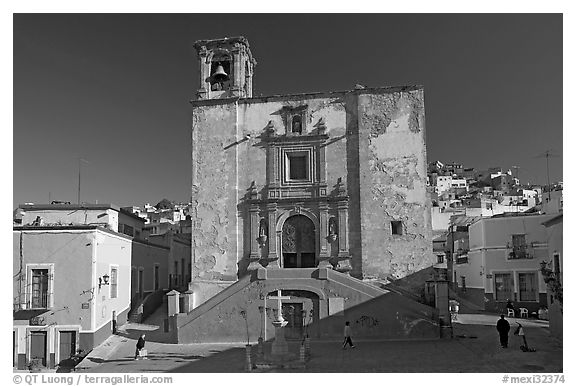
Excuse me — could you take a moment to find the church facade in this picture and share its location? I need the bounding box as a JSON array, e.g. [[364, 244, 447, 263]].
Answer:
[[176, 37, 437, 343]]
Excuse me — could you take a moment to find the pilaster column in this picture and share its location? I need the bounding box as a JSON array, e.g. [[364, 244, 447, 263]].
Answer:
[[267, 203, 279, 265], [197, 47, 209, 99], [337, 200, 349, 257], [247, 205, 261, 271], [231, 44, 243, 96], [246, 62, 253, 97], [266, 144, 274, 186], [272, 147, 280, 185], [318, 202, 330, 267], [318, 141, 326, 185]]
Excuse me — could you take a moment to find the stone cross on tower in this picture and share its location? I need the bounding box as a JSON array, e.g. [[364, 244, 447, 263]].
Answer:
[[267, 290, 291, 323]]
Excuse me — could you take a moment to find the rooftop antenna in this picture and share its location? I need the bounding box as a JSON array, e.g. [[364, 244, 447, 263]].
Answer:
[[511, 166, 520, 186], [77, 158, 90, 205], [534, 150, 560, 202]]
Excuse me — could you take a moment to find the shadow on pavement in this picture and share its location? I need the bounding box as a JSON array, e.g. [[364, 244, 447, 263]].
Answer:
[[167, 347, 245, 373]]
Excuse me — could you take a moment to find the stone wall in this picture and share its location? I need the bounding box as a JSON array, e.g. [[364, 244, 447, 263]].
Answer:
[[357, 89, 433, 280], [191, 103, 240, 285], [190, 87, 433, 298]]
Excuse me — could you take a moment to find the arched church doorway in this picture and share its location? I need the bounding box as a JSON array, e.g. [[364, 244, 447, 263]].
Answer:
[[267, 289, 319, 340], [282, 215, 316, 268]]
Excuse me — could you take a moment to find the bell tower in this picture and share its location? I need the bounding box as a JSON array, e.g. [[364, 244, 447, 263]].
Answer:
[[193, 36, 256, 100]]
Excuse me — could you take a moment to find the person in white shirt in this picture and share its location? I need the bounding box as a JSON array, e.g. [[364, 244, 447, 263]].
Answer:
[[342, 321, 356, 349]]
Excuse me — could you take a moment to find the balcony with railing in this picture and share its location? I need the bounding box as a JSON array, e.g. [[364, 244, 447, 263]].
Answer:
[[13, 293, 51, 312], [506, 242, 539, 260], [454, 248, 469, 264]]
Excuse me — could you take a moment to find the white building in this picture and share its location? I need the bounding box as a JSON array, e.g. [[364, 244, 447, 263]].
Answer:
[[453, 213, 553, 314], [436, 175, 452, 195]]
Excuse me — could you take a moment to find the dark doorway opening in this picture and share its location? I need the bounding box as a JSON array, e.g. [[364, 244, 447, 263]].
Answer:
[[30, 331, 47, 367], [59, 331, 76, 363], [282, 303, 304, 340], [282, 215, 316, 268]]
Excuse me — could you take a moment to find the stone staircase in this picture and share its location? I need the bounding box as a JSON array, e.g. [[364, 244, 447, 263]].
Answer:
[[173, 267, 440, 343]]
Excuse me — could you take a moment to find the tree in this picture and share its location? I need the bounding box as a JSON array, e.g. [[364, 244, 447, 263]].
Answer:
[[155, 198, 174, 210]]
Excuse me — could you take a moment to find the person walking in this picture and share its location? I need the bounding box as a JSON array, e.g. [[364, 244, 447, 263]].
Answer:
[[496, 315, 511, 348], [342, 321, 356, 349], [134, 334, 146, 360]]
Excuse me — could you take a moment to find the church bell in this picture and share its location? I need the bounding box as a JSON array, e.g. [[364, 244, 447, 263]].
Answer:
[[211, 64, 229, 82]]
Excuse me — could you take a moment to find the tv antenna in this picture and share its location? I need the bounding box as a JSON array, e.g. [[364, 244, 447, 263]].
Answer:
[[534, 150, 560, 202], [77, 158, 90, 204]]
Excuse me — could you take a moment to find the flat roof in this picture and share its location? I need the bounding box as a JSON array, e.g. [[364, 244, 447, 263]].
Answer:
[[18, 203, 146, 222], [13, 224, 133, 240], [14, 225, 170, 249]]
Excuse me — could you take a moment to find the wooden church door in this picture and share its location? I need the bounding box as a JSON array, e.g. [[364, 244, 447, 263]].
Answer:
[[282, 215, 316, 268]]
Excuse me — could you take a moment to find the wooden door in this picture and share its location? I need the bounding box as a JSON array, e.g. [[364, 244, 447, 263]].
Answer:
[[282, 215, 316, 268], [30, 331, 47, 367], [59, 331, 76, 362]]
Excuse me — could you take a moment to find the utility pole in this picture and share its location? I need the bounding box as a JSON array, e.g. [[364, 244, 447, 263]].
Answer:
[[545, 152, 551, 202], [511, 166, 519, 213], [77, 158, 89, 205], [77, 158, 81, 204]]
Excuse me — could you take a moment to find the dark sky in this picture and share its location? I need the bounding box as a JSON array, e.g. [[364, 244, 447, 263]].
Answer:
[[13, 14, 563, 209]]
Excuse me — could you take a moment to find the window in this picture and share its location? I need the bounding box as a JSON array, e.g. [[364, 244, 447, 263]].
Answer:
[[287, 154, 308, 180], [174, 261, 179, 286], [31, 269, 49, 308], [511, 234, 527, 258], [494, 273, 513, 301], [553, 253, 561, 277], [437, 254, 444, 264], [391, 221, 403, 235], [110, 267, 118, 299], [154, 265, 160, 291], [518, 272, 537, 301], [292, 115, 302, 134], [122, 224, 134, 237]]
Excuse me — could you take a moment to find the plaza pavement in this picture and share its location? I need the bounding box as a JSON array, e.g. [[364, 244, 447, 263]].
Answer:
[[76, 311, 562, 373]]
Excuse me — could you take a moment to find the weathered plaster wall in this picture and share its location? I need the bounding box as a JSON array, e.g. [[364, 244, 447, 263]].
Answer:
[[191, 104, 239, 286], [235, 97, 348, 270], [191, 88, 433, 300], [357, 89, 433, 280], [192, 95, 349, 284]]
